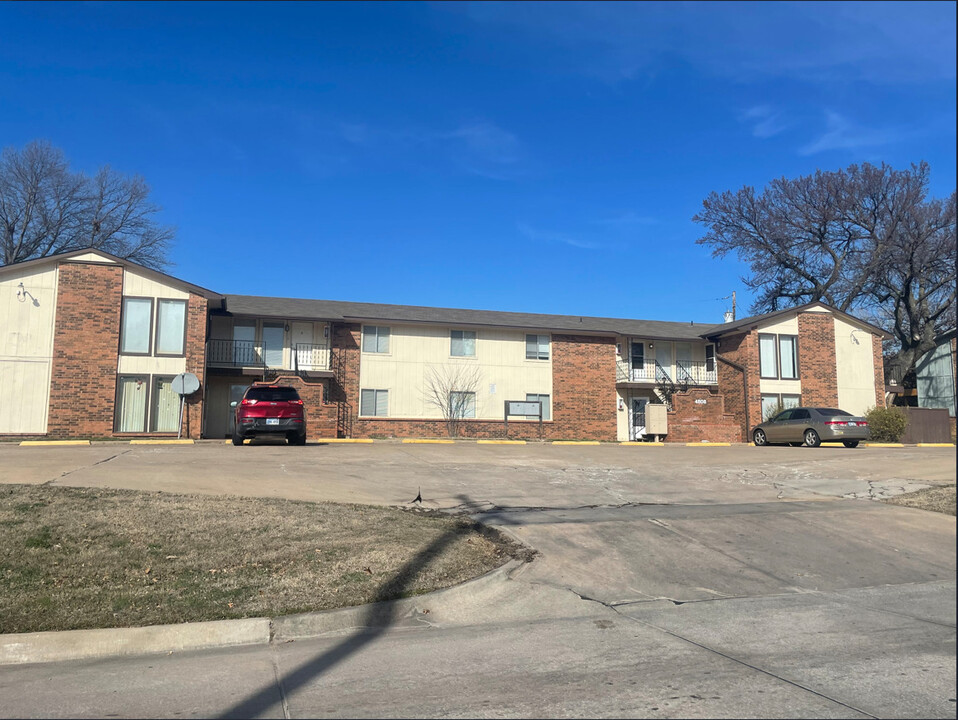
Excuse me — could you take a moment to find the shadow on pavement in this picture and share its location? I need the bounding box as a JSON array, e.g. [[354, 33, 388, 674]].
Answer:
[[219, 493, 498, 719]]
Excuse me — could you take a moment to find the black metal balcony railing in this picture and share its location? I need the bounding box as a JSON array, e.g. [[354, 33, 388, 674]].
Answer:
[[208, 339, 264, 367]]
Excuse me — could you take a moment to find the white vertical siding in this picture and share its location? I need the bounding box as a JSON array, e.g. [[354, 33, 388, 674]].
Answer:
[[0, 265, 59, 433], [834, 317, 878, 415]]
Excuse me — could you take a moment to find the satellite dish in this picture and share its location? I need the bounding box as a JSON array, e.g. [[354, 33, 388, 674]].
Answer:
[[171, 372, 200, 396]]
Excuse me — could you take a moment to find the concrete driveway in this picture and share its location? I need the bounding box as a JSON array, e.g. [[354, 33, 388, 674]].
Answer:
[[0, 441, 954, 718]]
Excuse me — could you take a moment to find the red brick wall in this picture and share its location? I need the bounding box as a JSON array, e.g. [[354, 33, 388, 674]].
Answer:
[[328, 323, 361, 437], [666, 387, 741, 443], [872, 334, 886, 409], [714, 330, 761, 442], [47, 263, 124, 438], [797, 312, 838, 407], [550, 334, 618, 441], [181, 293, 208, 439], [262, 375, 338, 438]]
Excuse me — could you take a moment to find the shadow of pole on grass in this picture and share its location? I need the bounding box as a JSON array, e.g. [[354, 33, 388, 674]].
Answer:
[[219, 495, 487, 719]]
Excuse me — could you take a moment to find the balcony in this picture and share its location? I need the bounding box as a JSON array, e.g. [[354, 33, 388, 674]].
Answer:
[[207, 339, 331, 375], [617, 360, 717, 386]]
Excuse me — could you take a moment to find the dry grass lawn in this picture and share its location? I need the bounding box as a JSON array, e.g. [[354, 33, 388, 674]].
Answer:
[[0, 484, 529, 635], [883, 483, 956, 516]]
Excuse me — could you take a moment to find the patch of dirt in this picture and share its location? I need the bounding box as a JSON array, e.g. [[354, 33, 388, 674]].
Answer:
[[883, 485, 956, 516]]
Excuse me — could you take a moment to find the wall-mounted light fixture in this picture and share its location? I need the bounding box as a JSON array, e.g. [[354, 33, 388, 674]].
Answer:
[[284, 322, 290, 332], [16, 282, 39, 307]]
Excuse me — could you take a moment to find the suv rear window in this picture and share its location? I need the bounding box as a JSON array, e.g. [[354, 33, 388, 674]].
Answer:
[[245, 387, 301, 402]]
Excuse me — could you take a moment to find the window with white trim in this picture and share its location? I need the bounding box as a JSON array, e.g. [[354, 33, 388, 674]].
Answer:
[[778, 335, 799, 379], [360, 389, 389, 416], [759, 334, 778, 378], [449, 391, 476, 418], [450, 330, 476, 357], [526, 334, 550, 360], [362, 326, 390, 353], [525, 393, 551, 421]]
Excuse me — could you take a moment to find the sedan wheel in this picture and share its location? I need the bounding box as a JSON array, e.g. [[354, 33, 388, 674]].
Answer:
[[843, 440, 860, 448], [804, 429, 821, 447], [753, 429, 768, 446]]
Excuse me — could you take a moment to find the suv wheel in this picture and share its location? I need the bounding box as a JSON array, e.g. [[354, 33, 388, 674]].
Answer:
[[232, 430, 245, 446]]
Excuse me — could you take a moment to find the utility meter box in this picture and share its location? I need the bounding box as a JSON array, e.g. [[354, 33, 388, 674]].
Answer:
[[646, 404, 669, 436]]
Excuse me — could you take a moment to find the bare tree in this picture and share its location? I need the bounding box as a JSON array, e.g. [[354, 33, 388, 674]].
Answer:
[[693, 161, 956, 377], [423, 364, 483, 437], [0, 141, 174, 268]]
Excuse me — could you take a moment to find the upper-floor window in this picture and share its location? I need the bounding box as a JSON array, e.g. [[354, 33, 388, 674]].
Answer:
[[120, 298, 153, 354], [450, 330, 476, 357], [759, 333, 799, 379], [526, 334, 550, 360], [156, 300, 187, 355], [705, 344, 715, 373], [362, 325, 390, 353], [120, 297, 187, 356]]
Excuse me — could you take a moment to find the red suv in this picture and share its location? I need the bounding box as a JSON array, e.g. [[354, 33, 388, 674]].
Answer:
[[231, 385, 307, 446]]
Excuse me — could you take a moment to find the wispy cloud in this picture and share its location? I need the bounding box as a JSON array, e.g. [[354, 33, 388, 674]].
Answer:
[[442, 122, 521, 165], [799, 110, 893, 155], [459, 2, 956, 86], [518, 222, 598, 249], [594, 211, 657, 227], [739, 105, 789, 139]]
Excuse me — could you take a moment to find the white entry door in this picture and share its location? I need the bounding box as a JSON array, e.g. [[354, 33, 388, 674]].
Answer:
[[291, 322, 313, 370]]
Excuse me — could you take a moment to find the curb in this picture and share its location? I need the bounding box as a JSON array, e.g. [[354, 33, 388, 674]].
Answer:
[[619, 442, 664, 446], [552, 441, 600, 445], [315, 438, 375, 443], [129, 439, 194, 445], [477, 440, 527, 445], [19, 440, 90, 447], [685, 442, 732, 447], [402, 439, 455, 444], [0, 559, 524, 666], [865, 442, 905, 447]]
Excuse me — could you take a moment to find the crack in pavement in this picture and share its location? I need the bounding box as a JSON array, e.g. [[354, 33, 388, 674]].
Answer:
[[44, 449, 133, 485], [552, 584, 879, 719]]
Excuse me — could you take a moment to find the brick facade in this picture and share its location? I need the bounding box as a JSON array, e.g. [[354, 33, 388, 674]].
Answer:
[[666, 387, 741, 443], [180, 293, 209, 439], [714, 330, 761, 442], [797, 312, 838, 407], [47, 263, 124, 438], [265, 375, 338, 439], [872, 334, 886, 410]]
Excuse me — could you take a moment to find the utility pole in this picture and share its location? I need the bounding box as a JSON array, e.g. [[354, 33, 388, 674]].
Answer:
[[732, 291, 736, 321]]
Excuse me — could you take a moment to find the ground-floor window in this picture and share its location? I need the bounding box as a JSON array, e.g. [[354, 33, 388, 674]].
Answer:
[[449, 391, 476, 418], [115, 374, 179, 433], [360, 389, 389, 417], [761, 393, 801, 421], [525, 393, 551, 420]]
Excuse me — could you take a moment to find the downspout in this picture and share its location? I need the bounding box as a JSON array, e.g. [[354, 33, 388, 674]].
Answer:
[[716, 353, 750, 439]]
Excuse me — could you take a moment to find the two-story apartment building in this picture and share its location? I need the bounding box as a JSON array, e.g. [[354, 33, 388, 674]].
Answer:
[[1, 249, 888, 443]]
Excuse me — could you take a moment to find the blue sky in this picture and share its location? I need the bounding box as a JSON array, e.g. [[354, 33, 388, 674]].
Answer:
[[1, 1, 954, 323]]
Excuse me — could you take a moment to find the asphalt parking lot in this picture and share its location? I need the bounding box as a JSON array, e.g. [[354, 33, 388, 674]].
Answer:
[[0, 441, 955, 718]]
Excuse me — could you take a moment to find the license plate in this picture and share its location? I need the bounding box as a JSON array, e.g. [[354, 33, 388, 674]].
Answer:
[[847, 421, 857, 426], [266, 418, 279, 426]]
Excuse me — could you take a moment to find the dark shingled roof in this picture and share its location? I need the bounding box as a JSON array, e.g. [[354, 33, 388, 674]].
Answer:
[[701, 301, 890, 339], [223, 294, 723, 341]]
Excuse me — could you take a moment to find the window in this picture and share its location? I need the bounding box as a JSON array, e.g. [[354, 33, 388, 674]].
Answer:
[[762, 392, 801, 421], [155, 300, 187, 355], [120, 298, 153, 354], [526, 334, 550, 360], [779, 335, 799, 379], [759, 333, 799, 379], [705, 345, 715, 373], [362, 326, 390, 353], [450, 330, 476, 357], [151, 376, 180, 432], [360, 389, 388, 416], [630, 342, 645, 370], [449, 391, 476, 418], [759, 334, 778, 379], [525, 393, 551, 421], [116, 376, 149, 432]]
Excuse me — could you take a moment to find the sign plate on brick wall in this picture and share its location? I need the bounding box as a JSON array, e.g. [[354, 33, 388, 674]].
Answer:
[[694, 398, 708, 405]]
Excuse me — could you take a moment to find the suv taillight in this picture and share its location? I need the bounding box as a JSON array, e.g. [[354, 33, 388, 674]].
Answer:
[[241, 398, 257, 406], [288, 399, 303, 405]]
